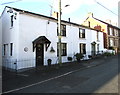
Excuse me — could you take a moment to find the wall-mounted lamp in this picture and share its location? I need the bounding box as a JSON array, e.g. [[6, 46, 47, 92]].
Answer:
[[50, 46, 55, 52]]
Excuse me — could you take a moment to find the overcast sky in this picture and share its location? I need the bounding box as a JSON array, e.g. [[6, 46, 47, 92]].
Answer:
[[0, 0, 120, 25]]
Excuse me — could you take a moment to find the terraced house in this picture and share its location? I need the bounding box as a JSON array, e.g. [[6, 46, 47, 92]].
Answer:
[[83, 12, 120, 53], [1, 6, 104, 70]]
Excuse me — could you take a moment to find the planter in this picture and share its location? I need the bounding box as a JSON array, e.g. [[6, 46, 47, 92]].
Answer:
[[67, 57, 72, 61], [75, 53, 84, 62], [47, 59, 52, 66]]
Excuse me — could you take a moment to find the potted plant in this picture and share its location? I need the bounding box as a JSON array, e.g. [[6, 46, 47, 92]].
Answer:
[[88, 55, 92, 59], [67, 57, 72, 61], [47, 59, 52, 66], [75, 53, 84, 62]]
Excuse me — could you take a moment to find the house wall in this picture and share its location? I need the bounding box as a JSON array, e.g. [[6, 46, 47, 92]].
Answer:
[[2, 7, 104, 70], [2, 8, 19, 69], [82, 15, 109, 49], [82, 16, 107, 33], [107, 25, 120, 53], [17, 13, 104, 69], [0, 17, 2, 67]]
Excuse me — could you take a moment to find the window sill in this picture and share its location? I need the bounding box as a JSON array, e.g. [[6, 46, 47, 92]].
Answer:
[[79, 38, 86, 40], [57, 55, 67, 57]]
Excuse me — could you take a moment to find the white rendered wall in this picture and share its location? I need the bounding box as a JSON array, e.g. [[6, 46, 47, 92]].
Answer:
[[0, 17, 2, 67], [2, 8, 104, 70], [17, 13, 104, 69], [2, 8, 19, 69]]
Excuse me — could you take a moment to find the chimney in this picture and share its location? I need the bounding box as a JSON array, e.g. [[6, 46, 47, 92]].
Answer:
[[87, 12, 93, 18], [68, 18, 70, 22], [52, 11, 58, 19]]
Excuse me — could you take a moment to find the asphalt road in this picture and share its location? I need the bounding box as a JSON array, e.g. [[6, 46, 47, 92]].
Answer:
[[4, 55, 118, 94]]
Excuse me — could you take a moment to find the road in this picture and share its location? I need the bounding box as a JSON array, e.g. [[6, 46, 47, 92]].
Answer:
[[3, 55, 118, 94]]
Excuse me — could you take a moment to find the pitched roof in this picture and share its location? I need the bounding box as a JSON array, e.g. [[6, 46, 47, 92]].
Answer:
[[2, 6, 104, 32], [93, 17, 120, 30]]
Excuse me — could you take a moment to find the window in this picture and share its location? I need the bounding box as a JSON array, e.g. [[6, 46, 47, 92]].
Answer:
[[80, 43, 86, 54], [109, 27, 114, 36], [57, 43, 67, 56], [88, 21, 90, 27], [97, 44, 99, 54], [97, 31, 99, 41], [11, 15, 13, 27], [57, 24, 66, 36], [3, 44, 8, 56], [109, 38, 114, 47], [114, 39, 118, 47], [3, 44, 6, 56], [114, 29, 118, 36], [79, 28, 85, 38], [10, 43, 13, 56]]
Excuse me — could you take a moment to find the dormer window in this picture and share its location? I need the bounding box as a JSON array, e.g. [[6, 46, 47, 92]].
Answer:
[[11, 15, 13, 27]]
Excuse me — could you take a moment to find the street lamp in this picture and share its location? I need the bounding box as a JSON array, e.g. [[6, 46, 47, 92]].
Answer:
[[58, 0, 62, 66], [58, 0, 69, 66]]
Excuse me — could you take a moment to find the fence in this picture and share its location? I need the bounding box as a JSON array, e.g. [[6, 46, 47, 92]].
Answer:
[[2, 58, 35, 71], [2, 50, 106, 71]]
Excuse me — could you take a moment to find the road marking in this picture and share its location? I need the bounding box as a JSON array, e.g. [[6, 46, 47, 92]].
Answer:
[[2, 63, 99, 94]]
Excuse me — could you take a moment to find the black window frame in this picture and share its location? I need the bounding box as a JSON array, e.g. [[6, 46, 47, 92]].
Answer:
[[79, 28, 85, 38], [57, 43, 67, 56], [10, 43, 13, 56], [11, 15, 14, 27], [3, 44, 6, 56], [57, 24, 66, 37], [80, 43, 86, 54]]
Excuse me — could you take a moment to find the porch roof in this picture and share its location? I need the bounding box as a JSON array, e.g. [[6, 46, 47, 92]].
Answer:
[[33, 36, 51, 44], [32, 36, 51, 52]]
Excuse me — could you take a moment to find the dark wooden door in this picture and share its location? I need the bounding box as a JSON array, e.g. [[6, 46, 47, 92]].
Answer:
[[91, 44, 96, 56], [36, 44, 44, 67]]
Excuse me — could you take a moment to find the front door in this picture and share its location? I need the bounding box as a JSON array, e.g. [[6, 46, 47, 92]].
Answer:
[[36, 44, 44, 67], [91, 44, 96, 56]]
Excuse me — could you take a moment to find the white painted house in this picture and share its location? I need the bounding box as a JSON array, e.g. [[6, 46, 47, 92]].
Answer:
[[0, 16, 2, 67], [1, 6, 104, 70]]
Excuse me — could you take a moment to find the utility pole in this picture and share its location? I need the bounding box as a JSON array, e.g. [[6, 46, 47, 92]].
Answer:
[[58, 0, 62, 66]]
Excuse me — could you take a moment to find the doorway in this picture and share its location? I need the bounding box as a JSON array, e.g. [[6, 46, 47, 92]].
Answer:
[[33, 36, 51, 67], [36, 44, 44, 66], [91, 42, 96, 56]]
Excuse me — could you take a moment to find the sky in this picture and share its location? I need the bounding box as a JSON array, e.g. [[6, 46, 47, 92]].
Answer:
[[0, 0, 120, 25]]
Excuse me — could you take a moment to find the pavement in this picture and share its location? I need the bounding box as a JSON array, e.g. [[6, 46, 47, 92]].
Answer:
[[2, 55, 118, 94]]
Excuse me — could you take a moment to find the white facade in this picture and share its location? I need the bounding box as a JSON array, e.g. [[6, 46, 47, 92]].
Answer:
[[0, 16, 2, 67], [2, 7, 104, 70]]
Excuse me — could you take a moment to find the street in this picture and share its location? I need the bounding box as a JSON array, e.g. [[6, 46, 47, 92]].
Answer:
[[2, 55, 119, 94]]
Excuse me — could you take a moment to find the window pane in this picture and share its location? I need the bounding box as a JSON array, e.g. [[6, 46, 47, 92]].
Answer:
[[80, 43, 86, 54], [57, 43, 67, 56], [57, 24, 66, 36], [10, 43, 13, 56], [79, 28, 85, 38]]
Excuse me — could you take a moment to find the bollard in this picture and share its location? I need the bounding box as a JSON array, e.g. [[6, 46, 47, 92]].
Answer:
[[14, 62, 17, 75]]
